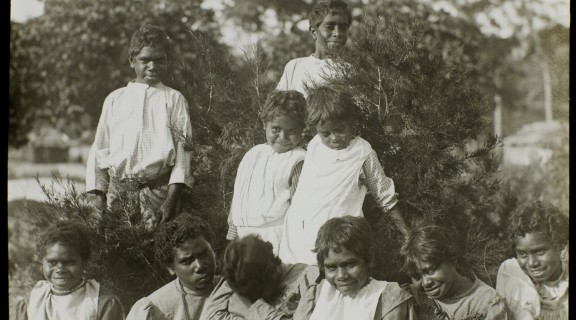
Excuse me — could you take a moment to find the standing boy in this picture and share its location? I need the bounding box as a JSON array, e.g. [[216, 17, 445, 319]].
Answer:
[[86, 24, 193, 230], [276, 0, 352, 97]]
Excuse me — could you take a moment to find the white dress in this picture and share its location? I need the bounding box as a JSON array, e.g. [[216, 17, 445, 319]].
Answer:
[[278, 135, 372, 265]]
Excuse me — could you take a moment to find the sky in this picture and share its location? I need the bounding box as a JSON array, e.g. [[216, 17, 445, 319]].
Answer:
[[10, 0, 44, 22]]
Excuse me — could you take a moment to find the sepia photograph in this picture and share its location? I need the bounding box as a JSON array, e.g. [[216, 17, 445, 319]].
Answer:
[[9, 0, 568, 319]]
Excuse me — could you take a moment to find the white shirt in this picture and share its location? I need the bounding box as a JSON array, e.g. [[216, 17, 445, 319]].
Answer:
[[276, 55, 338, 97], [86, 81, 193, 192], [278, 135, 372, 265]]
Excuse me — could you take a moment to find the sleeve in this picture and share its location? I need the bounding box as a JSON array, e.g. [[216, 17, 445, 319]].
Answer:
[[11, 297, 28, 320], [484, 294, 510, 320], [245, 299, 291, 320], [378, 299, 414, 320], [200, 278, 245, 320], [496, 262, 537, 320], [98, 291, 126, 320], [376, 282, 415, 320], [168, 92, 194, 189], [125, 298, 154, 320], [361, 150, 398, 212], [226, 211, 239, 240], [86, 93, 113, 193], [288, 160, 304, 198], [292, 280, 323, 320], [276, 61, 292, 91]]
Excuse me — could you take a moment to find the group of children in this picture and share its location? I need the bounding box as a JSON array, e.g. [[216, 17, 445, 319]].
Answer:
[[15, 200, 568, 319], [14, 0, 568, 319]]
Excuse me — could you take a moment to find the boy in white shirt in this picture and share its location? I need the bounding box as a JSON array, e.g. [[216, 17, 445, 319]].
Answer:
[[276, 0, 352, 98], [86, 24, 193, 230]]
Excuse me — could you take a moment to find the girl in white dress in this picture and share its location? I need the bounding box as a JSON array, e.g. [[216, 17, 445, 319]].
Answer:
[[293, 216, 414, 320]]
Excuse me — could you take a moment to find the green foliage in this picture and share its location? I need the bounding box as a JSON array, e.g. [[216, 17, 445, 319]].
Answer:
[[9, 0, 223, 146], [328, 10, 509, 284]]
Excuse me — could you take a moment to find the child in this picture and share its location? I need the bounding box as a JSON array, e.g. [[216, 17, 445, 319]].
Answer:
[[496, 200, 568, 320], [126, 214, 217, 320], [276, 0, 352, 97], [19, 220, 125, 320], [86, 24, 193, 230], [401, 220, 509, 320], [293, 216, 414, 320], [278, 83, 408, 265], [201, 234, 320, 320], [226, 90, 307, 255]]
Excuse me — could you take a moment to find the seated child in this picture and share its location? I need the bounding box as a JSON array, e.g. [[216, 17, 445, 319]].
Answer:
[[86, 24, 193, 230], [126, 214, 217, 320], [496, 200, 568, 320], [401, 220, 509, 320], [18, 220, 125, 320], [293, 216, 414, 320], [227, 90, 307, 255], [201, 235, 319, 320], [278, 83, 408, 265]]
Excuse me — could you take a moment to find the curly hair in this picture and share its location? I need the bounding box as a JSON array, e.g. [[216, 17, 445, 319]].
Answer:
[[314, 216, 372, 269], [508, 200, 569, 248], [400, 220, 462, 278], [222, 235, 283, 303], [154, 214, 215, 268], [259, 90, 307, 127], [306, 83, 359, 128], [309, 0, 352, 28], [128, 24, 171, 61], [36, 220, 91, 262]]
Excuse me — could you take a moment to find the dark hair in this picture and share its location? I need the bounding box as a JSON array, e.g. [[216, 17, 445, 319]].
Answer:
[[309, 0, 352, 28], [400, 220, 461, 278], [306, 83, 359, 127], [222, 235, 283, 302], [36, 220, 91, 262], [259, 90, 307, 127], [129, 24, 171, 61], [154, 214, 215, 268], [508, 200, 569, 248], [314, 216, 372, 269]]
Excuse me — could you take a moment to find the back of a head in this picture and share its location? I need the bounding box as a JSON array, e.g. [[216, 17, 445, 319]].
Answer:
[[400, 220, 460, 277], [129, 24, 171, 61], [154, 214, 215, 268], [222, 235, 282, 302], [508, 200, 569, 247], [306, 83, 358, 127], [314, 216, 372, 268], [260, 90, 307, 126], [36, 220, 92, 262], [309, 0, 352, 28]]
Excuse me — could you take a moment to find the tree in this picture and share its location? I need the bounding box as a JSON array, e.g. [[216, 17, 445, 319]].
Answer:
[[9, 0, 224, 146]]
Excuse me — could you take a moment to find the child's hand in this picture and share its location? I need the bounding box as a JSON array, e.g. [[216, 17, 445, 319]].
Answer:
[[90, 192, 106, 220], [143, 208, 160, 231], [158, 199, 177, 225]]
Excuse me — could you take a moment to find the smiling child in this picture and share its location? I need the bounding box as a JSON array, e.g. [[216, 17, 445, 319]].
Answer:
[[496, 200, 568, 320]]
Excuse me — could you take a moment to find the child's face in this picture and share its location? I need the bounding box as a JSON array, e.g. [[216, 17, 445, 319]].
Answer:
[[42, 242, 86, 291], [316, 119, 354, 150], [323, 246, 369, 296], [130, 46, 167, 85], [515, 231, 563, 283], [169, 236, 216, 293], [265, 115, 304, 153], [410, 260, 458, 300], [311, 12, 350, 58]]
